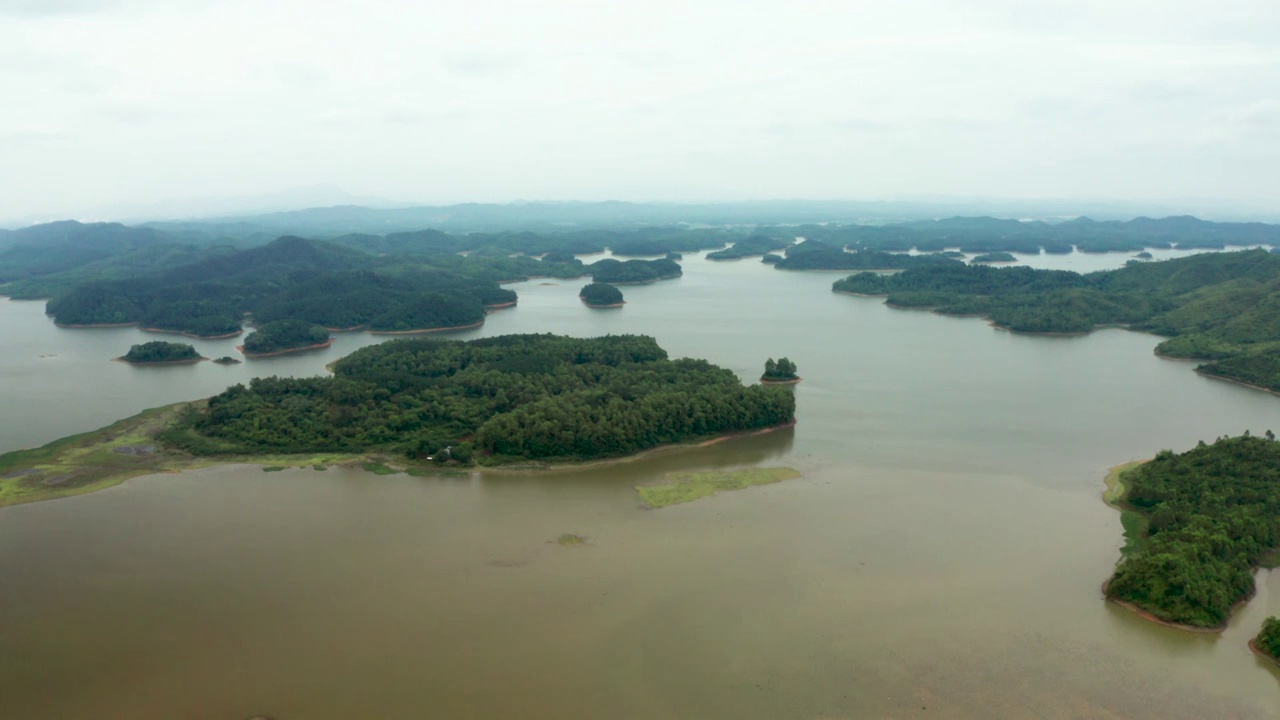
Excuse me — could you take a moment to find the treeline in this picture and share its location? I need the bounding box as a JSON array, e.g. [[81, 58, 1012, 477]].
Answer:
[[773, 240, 961, 271], [161, 334, 795, 464], [242, 320, 331, 355], [707, 234, 793, 260], [796, 215, 1280, 254], [120, 341, 201, 363], [1105, 435, 1280, 628], [1255, 617, 1280, 661], [834, 250, 1280, 387], [41, 237, 519, 337], [589, 257, 682, 284]]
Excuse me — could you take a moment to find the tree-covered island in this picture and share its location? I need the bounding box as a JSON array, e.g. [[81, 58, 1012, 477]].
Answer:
[[579, 282, 625, 307], [971, 252, 1016, 263], [833, 250, 1280, 390], [588, 257, 682, 284], [1252, 617, 1280, 666], [118, 341, 204, 364], [761, 357, 800, 384], [0, 334, 797, 507], [1103, 435, 1280, 630], [240, 320, 333, 357]]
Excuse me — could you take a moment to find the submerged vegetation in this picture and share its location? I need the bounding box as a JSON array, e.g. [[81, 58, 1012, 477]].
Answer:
[[1103, 435, 1280, 629], [161, 334, 795, 465], [637, 467, 801, 508], [119, 341, 202, 364]]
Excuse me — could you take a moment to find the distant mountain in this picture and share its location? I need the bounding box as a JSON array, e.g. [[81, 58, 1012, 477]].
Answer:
[[0, 221, 171, 282]]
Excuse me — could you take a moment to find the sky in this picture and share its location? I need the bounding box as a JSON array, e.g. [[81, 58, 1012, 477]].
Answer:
[[2, 0, 1279, 222]]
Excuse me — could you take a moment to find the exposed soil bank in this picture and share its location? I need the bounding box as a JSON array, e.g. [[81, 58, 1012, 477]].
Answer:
[[1193, 368, 1280, 397], [1249, 639, 1280, 669], [1101, 579, 1253, 634], [236, 339, 334, 358], [485, 301, 518, 310], [581, 300, 625, 308], [760, 376, 801, 385]]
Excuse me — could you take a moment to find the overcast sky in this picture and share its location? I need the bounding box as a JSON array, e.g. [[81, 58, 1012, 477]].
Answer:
[[2, 0, 1279, 221]]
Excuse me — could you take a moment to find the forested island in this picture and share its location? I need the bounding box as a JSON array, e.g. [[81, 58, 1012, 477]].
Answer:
[[579, 283, 624, 308], [118, 341, 204, 365], [761, 357, 800, 384], [834, 250, 1280, 389], [240, 320, 332, 357], [1253, 617, 1280, 665], [162, 334, 795, 464], [971, 252, 1016, 263], [1103, 435, 1280, 630], [706, 234, 792, 260], [772, 240, 960, 271], [588, 257, 682, 284]]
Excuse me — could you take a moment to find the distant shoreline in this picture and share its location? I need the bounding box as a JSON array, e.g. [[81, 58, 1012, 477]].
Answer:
[[237, 339, 334, 358], [111, 356, 207, 366], [1192, 368, 1280, 397], [368, 320, 485, 335], [140, 327, 242, 340]]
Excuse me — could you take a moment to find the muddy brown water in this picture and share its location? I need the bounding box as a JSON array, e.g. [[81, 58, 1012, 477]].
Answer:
[[1, 248, 1278, 718]]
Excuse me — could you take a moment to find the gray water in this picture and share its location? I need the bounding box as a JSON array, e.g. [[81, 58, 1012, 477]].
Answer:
[[1, 251, 1278, 719]]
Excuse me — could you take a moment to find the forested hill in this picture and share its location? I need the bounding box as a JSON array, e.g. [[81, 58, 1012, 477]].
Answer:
[[834, 250, 1280, 389], [41, 236, 522, 336], [1105, 434, 1280, 628], [161, 334, 796, 464]]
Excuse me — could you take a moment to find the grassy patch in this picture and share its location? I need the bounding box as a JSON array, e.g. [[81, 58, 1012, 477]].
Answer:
[[361, 461, 400, 475], [262, 466, 287, 472], [556, 533, 586, 546], [637, 467, 801, 508], [1102, 460, 1146, 506], [0, 402, 364, 508]]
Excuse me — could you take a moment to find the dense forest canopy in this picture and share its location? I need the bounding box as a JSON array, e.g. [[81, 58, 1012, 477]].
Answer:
[[241, 320, 331, 355], [834, 250, 1280, 389], [773, 239, 962, 271], [120, 341, 201, 363], [161, 334, 796, 465], [1105, 435, 1280, 628], [579, 282, 624, 306], [1256, 617, 1280, 660], [707, 234, 793, 260]]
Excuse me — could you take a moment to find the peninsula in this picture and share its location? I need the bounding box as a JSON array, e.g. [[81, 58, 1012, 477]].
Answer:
[[0, 334, 796, 507], [1102, 435, 1280, 631]]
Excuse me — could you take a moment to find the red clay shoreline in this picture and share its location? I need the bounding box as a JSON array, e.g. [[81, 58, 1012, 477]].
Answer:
[[140, 327, 242, 340], [581, 299, 625, 308], [236, 339, 335, 358], [484, 301, 518, 310], [759, 376, 802, 385]]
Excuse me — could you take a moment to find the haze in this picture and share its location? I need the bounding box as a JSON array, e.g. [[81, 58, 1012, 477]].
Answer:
[[3, 0, 1279, 222]]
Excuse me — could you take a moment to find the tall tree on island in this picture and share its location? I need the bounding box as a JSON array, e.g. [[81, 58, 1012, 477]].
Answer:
[[762, 357, 798, 381]]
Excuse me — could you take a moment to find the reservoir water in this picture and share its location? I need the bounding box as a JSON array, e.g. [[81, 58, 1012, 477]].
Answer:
[[2, 250, 1278, 718]]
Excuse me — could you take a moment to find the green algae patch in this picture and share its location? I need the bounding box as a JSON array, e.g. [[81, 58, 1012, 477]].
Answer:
[[361, 461, 400, 475], [638, 467, 801, 508], [556, 533, 586, 546], [1103, 460, 1146, 506], [1102, 460, 1151, 557]]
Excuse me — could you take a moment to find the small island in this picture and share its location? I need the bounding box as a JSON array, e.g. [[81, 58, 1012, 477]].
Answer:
[[1135, 251, 1154, 260], [760, 357, 800, 384], [1252, 617, 1280, 667], [579, 282, 625, 308], [117, 341, 205, 365], [589, 257, 682, 284], [1102, 434, 1280, 631], [761, 253, 783, 265], [239, 320, 333, 358], [212, 356, 242, 365], [971, 252, 1016, 263]]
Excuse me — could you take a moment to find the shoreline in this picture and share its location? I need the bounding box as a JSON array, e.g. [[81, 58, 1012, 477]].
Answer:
[[480, 420, 798, 474], [759, 376, 801, 385], [111, 356, 207, 366], [1101, 579, 1252, 634], [140, 327, 242, 340], [367, 320, 486, 335], [484, 301, 518, 310], [1193, 368, 1280, 397], [1249, 639, 1280, 669], [237, 339, 334, 358], [54, 321, 138, 329], [581, 299, 626, 308], [0, 406, 797, 507]]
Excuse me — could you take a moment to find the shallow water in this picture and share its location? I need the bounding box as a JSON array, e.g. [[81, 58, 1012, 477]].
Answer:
[[2, 250, 1278, 719]]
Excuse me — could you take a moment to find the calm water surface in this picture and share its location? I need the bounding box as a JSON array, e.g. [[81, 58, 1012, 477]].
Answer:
[[2, 251, 1278, 719]]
